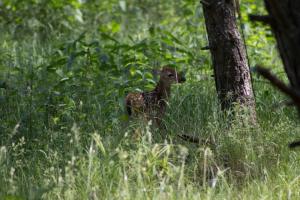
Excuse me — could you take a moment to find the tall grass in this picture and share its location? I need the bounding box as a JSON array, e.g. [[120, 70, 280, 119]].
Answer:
[[1, 38, 300, 199], [1, 0, 300, 199]]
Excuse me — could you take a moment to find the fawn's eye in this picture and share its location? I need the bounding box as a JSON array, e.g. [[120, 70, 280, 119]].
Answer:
[[168, 73, 175, 77]]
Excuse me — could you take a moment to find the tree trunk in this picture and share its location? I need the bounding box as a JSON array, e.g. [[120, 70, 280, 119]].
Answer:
[[263, 0, 300, 90], [202, 0, 256, 123], [258, 0, 300, 148]]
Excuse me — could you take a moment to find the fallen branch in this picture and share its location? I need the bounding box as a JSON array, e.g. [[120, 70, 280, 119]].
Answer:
[[177, 134, 215, 147], [177, 134, 201, 143]]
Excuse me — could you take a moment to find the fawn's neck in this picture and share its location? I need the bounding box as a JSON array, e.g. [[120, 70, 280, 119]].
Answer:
[[154, 80, 171, 100]]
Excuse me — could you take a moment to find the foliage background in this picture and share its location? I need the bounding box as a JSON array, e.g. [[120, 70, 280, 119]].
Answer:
[[0, 0, 300, 199]]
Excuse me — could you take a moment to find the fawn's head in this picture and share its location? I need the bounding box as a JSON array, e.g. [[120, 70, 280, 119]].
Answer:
[[157, 66, 186, 86]]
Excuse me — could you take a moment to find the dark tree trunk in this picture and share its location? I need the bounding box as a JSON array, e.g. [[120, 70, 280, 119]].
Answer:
[[202, 0, 256, 123], [253, 0, 300, 148], [263, 0, 300, 90]]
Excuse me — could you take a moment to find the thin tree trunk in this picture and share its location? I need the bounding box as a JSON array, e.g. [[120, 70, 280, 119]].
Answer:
[[202, 0, 256, 124]]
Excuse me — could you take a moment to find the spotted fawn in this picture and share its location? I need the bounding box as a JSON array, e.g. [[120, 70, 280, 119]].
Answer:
[[125, 66, 186, 128]]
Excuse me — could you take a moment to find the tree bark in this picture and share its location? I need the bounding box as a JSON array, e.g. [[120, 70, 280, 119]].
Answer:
[[257, 0, 300, 148], [202, 0, 256, 123], [263, 0, 300, 90]]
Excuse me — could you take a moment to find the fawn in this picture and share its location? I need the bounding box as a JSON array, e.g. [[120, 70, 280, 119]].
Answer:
[[125, 66, 186, 128], [126, 66, 204, 143]]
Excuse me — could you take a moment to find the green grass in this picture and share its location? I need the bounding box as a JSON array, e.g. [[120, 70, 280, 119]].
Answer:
[[1, 50, 300, 199], [1, 1, 300, 199]]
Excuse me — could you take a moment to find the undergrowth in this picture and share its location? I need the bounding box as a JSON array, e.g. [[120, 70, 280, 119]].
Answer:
[[1, 50, 300, 199], [1, 0, 300, 199]]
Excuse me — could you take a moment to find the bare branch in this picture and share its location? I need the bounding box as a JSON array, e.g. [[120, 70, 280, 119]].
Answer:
[[249, 14, 273, 25], [289, 140, 300, 149], [255, 65, 300, 108], [201, 46, 211, 50], [200, 0, 210, 6]]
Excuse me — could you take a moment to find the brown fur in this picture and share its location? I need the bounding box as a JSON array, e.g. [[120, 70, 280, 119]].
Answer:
[[125, 66, 186, 127]]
